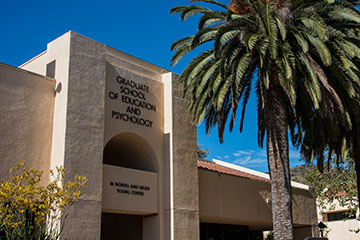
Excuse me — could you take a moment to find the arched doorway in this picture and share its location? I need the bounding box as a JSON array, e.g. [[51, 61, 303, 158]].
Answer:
[[103, 132, 158, 172], [101, 133, 159, 240]]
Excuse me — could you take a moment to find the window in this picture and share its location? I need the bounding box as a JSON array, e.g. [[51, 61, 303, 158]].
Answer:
[[325, 210, 356, 222], [46, 60, 56, 78]]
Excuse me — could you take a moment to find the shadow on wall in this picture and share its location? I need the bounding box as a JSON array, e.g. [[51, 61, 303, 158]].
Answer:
[[103, 132, 158, 172]]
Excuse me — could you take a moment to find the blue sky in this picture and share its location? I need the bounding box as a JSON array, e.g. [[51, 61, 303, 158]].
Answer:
[[1, 0, 304, 172]]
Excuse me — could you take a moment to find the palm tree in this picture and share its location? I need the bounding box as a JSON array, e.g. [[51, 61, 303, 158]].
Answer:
[[294, 0, 360, 213], [170, 0, 360, 238]]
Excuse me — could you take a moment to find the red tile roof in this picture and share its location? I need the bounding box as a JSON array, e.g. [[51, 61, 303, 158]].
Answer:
[[197, 160, 269, 183]]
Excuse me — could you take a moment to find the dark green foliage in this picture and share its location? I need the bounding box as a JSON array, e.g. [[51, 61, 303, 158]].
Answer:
[[197, 145, 210, 160], [297, 157, 358, 227]]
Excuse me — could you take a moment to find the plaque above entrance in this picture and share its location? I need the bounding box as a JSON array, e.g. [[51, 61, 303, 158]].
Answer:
[[102, 164, 158, 215]]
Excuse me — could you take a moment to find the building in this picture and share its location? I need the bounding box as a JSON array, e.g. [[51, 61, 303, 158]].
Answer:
[[0, 31, 318, 240], [318, 195, 360, 239]]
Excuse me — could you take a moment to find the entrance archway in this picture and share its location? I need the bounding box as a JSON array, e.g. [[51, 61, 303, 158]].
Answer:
[[103, 132, 158, 172], [101, 132, 159, 240]]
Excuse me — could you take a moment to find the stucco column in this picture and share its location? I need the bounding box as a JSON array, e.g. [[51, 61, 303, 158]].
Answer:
[[163, 73, 200, 240]]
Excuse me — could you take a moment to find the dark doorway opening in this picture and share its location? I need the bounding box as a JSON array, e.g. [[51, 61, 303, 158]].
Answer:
[[101, 213, 143, 240], [200, 222, 263, 240]]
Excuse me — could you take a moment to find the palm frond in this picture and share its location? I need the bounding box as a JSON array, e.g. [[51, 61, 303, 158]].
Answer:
[[294, 10, 328, 41], [195, 60, 220, 97], [305, 33, 332, 66], [290, 28, 309, 53], [171, 36, 193, 51], [259, 0, 278, 59], [239, 73, 253, 132], [198, 12, 227, 30], [214, 25, 242, 53], [275, 16, 287, 41], [296, 52, 321, 109], [233, 52, 252, 93], [190, 0, 228, 9], [326, 5, 360, 23], [170, 5, 211, 21], [170, 40, 192, 66], [216, 75, 232, 110], [179, 50, 214, 87], [246, 28, 265, 51], [192, 27, 219, 49]]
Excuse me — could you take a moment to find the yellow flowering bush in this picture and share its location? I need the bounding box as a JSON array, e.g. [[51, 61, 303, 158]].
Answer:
[[0, 162, 87, 240]]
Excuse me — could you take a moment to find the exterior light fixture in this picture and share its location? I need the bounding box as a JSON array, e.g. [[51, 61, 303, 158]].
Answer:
[[318, 221, 327, 238]]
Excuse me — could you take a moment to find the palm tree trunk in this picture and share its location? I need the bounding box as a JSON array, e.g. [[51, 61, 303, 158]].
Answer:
[[265, 75, 294, 240]]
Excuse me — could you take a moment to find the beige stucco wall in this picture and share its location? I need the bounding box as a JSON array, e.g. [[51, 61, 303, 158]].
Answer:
[[0, 63, 55, 182], [199, 168, 318, 236], [292, 187, 318, 227], [324, 219, 360, 240], [199, 168, 273, 229]]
